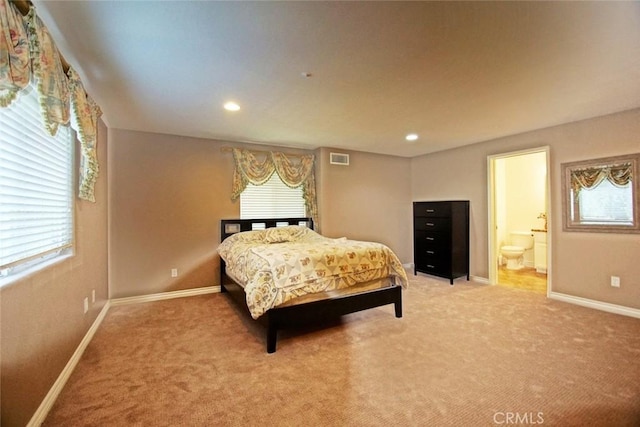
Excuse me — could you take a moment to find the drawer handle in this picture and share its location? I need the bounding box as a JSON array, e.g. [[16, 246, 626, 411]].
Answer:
[[426, 237, 434, 241], [427, 251, 435, 254], [426, 222, 434, 226], [427, 264, 435, 268], [426, 209, 435, 213]]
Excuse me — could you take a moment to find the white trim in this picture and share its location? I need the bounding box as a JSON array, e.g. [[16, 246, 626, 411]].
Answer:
[[471, 275, 490, 285], [27, 302, 111, 427], [549, 291, 640, 319], [110, 286, 220, 306], [0, 252, 73, 289], [487, 153, 498, 286]]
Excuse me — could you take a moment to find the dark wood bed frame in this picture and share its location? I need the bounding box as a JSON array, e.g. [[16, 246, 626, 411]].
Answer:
[[219, 217, 403, 353]]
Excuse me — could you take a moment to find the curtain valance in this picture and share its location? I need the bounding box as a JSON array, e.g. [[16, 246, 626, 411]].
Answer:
[[27, 7, 70, 136], [69, 67, 101, 202], [0, 0, 102, 202], [571, 163, 633, 195], [0, 0, 30, 106], [231, 148, 318, 224]]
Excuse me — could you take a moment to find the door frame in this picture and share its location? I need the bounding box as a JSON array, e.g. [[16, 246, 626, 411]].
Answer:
[[487, 146, 552, 296]]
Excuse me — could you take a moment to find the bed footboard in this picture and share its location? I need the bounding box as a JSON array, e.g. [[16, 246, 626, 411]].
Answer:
[[264, 285, 402, 353]]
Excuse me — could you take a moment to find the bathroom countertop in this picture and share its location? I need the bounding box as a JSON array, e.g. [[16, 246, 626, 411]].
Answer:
[[531, 229, 547, 233]]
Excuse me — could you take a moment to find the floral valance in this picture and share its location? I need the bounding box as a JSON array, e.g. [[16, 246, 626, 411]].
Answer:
[[231, 148, 318, 224], [571, 162, 632, 195], [69, 67, 102, 202], [0, 0, 30, 106], [27, 7, 70, 136], [0, 0, 102, 202]]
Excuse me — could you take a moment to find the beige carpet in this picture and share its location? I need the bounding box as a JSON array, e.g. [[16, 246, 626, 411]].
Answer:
[[44, 274, 640, 426]]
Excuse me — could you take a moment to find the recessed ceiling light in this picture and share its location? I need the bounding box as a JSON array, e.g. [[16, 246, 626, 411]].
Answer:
[[405, 133, 419, 141], [224, 101, 240, 111]]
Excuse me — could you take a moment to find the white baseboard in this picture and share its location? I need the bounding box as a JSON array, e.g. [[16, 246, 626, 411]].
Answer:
[[549, 291, 640, 319], [470, 280, 639, 318], [27, 302, 111, 427], [471, 275, 490, 285], [110, 286, 220, 306]]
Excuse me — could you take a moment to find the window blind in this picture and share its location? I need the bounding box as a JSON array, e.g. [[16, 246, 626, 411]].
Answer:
[[0, 88, 73, 271], [578, 179, 633, 224], [240, 173, 306, 219]]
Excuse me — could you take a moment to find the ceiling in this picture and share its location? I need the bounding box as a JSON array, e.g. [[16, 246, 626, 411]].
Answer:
[[34, 1, 640, 158]]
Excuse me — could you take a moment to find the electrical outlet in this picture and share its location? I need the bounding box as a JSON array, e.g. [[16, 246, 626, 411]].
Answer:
[[92, 289, 96, 304], [83, 297, 89, 313], [611, 276, 621, 288], [171, 268, 178, 278]]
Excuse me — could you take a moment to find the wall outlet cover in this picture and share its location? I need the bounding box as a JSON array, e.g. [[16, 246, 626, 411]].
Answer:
[[611, 276, 621, 287]]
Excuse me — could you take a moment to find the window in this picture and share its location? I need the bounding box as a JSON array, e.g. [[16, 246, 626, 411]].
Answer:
[[575, 179, 633, 225], [562, 153, 639, 233], [240, 173, 306, 220], [0, 88, 74, 279]]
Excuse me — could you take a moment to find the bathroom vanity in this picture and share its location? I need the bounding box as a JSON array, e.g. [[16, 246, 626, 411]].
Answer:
[[532, 230, 547, 273]]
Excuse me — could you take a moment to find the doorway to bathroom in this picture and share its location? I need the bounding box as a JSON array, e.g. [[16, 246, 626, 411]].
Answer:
[[488, 147, 551, 295]]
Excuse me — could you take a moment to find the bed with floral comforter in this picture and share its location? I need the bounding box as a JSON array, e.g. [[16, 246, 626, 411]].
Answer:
[[217, 225, 408, 319]]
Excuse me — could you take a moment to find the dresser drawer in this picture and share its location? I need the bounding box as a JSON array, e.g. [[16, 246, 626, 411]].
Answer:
[[414, 230, 451, 250], [415, 256, 450, 275], [414, 216, 450, 232], [414, 245, 449, 260], [413, 202, 452, 218]]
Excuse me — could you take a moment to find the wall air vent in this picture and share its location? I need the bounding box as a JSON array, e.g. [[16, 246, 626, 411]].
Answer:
[[330, 152, 350, 166]]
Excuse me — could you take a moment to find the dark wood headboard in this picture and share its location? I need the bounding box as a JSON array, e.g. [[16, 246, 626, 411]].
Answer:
[[220, 217, 314, 242]]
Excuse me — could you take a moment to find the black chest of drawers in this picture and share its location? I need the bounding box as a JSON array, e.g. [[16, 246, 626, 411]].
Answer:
[[413, 201, 469, 284]]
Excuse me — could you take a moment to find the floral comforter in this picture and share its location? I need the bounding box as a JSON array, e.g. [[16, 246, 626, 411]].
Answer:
[[217, 226, 408, 319]]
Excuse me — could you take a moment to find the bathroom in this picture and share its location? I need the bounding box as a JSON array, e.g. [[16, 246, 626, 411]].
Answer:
[[494, 151, 548, 292]]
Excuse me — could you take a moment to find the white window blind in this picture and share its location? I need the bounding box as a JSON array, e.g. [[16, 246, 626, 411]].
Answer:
[[0, 88, 74, 272], [577, 179, 633, 225], [240, 173, 306, 219]]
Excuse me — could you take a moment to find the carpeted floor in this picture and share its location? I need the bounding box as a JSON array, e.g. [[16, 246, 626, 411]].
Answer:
[[44, 274, 640, 426]]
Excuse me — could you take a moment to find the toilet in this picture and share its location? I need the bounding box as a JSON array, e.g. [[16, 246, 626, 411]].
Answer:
[[500, 231, 534, 270]]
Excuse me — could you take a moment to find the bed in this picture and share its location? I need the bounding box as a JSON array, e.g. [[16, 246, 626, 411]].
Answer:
[[218, 218, 408, 353]]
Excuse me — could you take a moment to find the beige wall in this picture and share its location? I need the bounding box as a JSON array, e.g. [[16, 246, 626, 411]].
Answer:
[[108, 133, 413, 300], [109, 130, 234, 298], [411, 108, 640, 309], [1, 120, 109, 427], [316, 147, 412, 262], [107, 130, 319, 298]]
